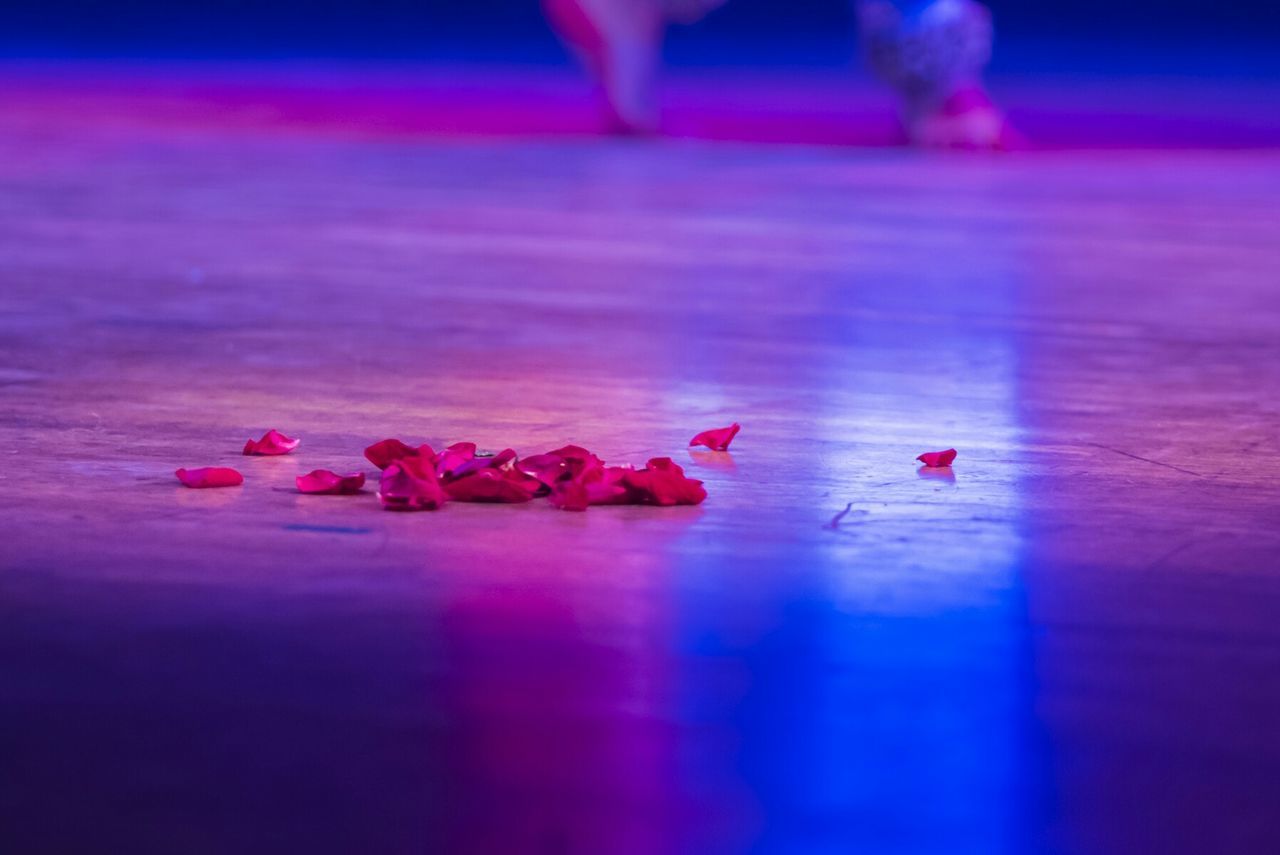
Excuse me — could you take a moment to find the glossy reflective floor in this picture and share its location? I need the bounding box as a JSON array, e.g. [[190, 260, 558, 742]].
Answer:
[[2, 64, 1279, 855]]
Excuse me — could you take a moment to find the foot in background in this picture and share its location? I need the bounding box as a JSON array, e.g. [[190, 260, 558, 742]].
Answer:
[[911, 83, 1023, 150], [542, 0, 664, 133], [859, 0, 1021, 149], [543, 0, 724, 134]]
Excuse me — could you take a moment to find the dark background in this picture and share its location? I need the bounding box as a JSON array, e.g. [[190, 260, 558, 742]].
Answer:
[[4, 1, 1280, 75]]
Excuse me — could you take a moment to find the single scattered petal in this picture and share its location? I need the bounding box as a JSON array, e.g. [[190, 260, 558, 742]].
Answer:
[[296, 470, 366, 495], [176, 467, 243, 488], [624, 458, 707, 506], [243, 429, 300, 456], [916, 448, 958, 468], [445, 468, 540, 503], [364, 438, 433, 470], [689, 423, 740, 452], [378, 457, 447, 511]]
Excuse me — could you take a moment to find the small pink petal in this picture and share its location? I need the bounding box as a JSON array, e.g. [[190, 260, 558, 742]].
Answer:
[[176, 467, 244, 488], [243, 429, 300, 456], [296, 470, 366, 495], [689, 423, 740, 452], [916, 448, 958, 468]]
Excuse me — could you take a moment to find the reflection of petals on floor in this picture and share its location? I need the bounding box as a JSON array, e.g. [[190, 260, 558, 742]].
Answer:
[[916, 465, 956, 485], [174, 485, 243, 508], [687, 450, 736, 471]]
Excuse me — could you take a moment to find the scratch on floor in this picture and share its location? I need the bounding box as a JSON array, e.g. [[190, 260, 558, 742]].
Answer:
[[826, 503, 853, 529], [1141, 539, 1197, 573], [824, 503, 867, 530], [1087, 442, 1205, 478], [283, 523, 374, 535]]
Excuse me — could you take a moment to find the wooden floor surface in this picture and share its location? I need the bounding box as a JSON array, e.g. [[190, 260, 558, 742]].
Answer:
[[1, 64, 1279, 854]]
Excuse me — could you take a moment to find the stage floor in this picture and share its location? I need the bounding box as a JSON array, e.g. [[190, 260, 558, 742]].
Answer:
[[2, 63, 1279, 854]]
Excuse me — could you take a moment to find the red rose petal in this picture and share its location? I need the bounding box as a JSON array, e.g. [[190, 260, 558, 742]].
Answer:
[[554, 446, 605, 480], [916, 448, 958, 468], [689, 423, 740, 452], [435, 442, 478, 477], [518, 445, 605, 488], [546, 445, 602, 468], [243, 429, 300, 456], [584, 466, 641, 505], [296, 470, 366, 495], [548, 478, 590, 511], [449, 447, 518, 480], [445, 468, 540, 503], [442, 447, 541, 502], [519, 452, 570, 487], [176, 467, 244, 488], [624, 457, 707, 506], [364, 438, 433, 470], [378, 457, 447, 511], [547, 462, 638, 510]]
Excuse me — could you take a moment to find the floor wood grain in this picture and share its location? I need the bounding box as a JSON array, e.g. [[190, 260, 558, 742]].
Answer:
[[1, 63, 1279, 855]]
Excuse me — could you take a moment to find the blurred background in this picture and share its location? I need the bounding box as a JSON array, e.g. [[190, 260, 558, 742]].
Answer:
[[4, 0, 1280, 71], [4, 0, 1279, 149]]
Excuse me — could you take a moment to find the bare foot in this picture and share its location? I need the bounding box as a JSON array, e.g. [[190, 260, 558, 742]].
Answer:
[[905, 85, 1024, 150], [542, 0, 665, 134], [859, 1, 1022, 150]]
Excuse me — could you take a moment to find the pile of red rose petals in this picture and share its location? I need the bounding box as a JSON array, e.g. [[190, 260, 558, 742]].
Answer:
[[364, 440, 706, 512], [175, 423, 961, 511], [174, 427, 715, 512]]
